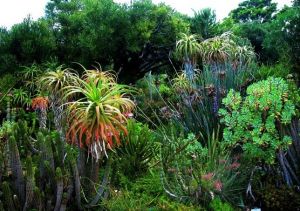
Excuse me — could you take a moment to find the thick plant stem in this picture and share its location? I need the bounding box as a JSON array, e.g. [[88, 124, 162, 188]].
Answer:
[[88, 157, 112, 207], [72, 160, 82, 209], [37, 108, 47, 129], [278, 150, 292, 187], [54, 168, 64, 211]]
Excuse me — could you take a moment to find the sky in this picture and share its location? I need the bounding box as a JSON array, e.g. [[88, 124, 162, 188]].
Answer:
[[0, 0, 293, 28]]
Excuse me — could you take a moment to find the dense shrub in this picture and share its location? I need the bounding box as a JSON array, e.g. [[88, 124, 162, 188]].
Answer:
[[219, 77, 296, 164]]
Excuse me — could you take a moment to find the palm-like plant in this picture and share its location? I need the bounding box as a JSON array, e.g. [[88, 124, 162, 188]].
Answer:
[[191, 8, 216, 39], [39, 67, 79, 94], [176, 33, 202, 81], [20, 64, 42, 94], [12, 88, 30, 108], [65, 73, 135, 160], [201, 36, 230, 65], [83, 69, 116, 84], [200, 32, 255, 69], [38, 67, 78, 140]]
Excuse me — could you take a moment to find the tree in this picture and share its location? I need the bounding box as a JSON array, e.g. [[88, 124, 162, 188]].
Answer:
[[263, 6, 300, 74], [200, 32, 255, 68], [191, 8, 216, 39], [230, 0, 277, 23], [8, 18, 56, 65], [0, 28, 17, 74], [232, 22, 268, 62], [116, 0, 189, 81], [45, 0, 85, 65], [175, 33, 202, 81], [45, 0, 189, 81], [64, 68, 135, 201]]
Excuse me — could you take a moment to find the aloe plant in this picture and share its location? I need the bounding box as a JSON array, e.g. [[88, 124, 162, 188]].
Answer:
[[176, 33, 202, 81]]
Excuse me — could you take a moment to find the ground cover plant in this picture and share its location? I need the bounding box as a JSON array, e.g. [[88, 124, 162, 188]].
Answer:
[[0, 0, 300, 210]]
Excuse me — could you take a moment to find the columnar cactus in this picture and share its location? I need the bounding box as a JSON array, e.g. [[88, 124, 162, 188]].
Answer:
[[23, 157, 35, 211], [8, 135, 25, 204], [1, 182, 16, 210]]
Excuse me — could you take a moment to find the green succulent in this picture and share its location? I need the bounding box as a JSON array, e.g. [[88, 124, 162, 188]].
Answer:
[[219, 77, 296, 164]]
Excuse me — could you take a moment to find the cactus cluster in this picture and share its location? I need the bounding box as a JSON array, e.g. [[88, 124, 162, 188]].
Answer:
[[0, 120, 111, 210]]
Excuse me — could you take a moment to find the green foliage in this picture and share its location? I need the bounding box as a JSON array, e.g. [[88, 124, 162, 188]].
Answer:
[[6, 18, 55, 66], [169, 62, 253, 140], [255, 63, 291, 80], [175, 33, 202, 61], [157, 123, 246, 207], [114, 120, 157, 179], [104, 171, 202, 210], [0, 74, 16, 93], [220, 77, 296, 164], [209, 197, 235, 211], [11, 88, 30, 107], [214, 17, 235, 35], [262, 7, 300, 72], [232, 22, 268, 61], [191, 8, 216, 39], [45, 0, 189, 81], [230, 0, 277, 23]]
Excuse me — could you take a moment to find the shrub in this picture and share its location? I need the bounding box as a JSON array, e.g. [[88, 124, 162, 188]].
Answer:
[[255, 63, 291, 80], [113, 120, 157, 180], [157, 123, 246, 207], [219, 77, 296, 164], [209, 197, 235, 211]]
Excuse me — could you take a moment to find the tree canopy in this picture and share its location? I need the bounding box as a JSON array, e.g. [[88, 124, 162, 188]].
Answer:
[[230, 0, 277, 23]]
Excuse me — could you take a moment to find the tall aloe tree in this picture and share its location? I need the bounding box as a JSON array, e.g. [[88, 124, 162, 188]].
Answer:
[[176, 33, 202, 81], [65, 70, 135, 160], [31, 96, 49, 129], [64, 69, 135, 201]]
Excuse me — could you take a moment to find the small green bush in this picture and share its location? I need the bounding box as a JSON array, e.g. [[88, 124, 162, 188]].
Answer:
[[209, 197, 235, 211], [113, 120, 157, 181], [219, 77, 296, 164], [255, 63, 291, 80]]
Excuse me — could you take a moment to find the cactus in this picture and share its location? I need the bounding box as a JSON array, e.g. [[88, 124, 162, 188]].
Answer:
[[53, 132, 64, 167], [38, 132, 55, 190], [1, 182, 16, 211], [8, 135, 25, 204], [0, 201, 4, 211], [23, 157, 35, 211], [6, 98, 11, 121], [1, 119, 110, 210], [33, 186, 43, 211]]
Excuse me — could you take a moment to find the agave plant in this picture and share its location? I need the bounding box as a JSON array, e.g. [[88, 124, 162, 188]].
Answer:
[[65, 71, 135, 160], [20, 64, 42, 94], [176, 33, 202, 81], [12, 88, 30, 108]]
